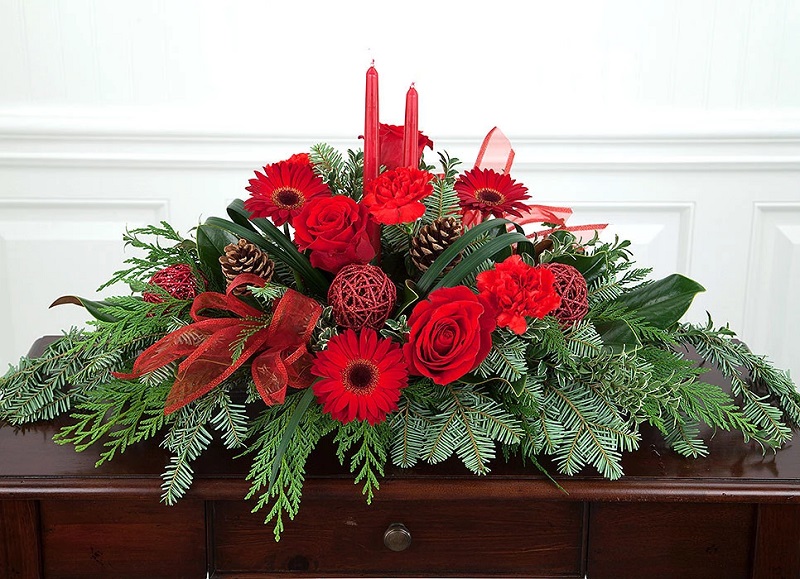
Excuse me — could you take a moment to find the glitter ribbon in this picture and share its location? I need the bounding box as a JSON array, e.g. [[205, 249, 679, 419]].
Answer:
[[114, 273, 321, 414]]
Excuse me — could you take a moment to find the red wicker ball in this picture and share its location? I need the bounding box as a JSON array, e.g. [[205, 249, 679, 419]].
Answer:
[[328, 264, 397, 330], [542, 262, 589, 323], [143, 264, 199, 303]]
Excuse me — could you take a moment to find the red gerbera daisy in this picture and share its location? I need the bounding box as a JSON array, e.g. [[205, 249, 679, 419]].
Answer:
[[454, 167, 530, 219], [244, 160, 330, 226], [312, 329, 409, 425]]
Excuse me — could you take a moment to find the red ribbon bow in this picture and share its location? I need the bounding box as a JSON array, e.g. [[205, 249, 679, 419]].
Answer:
[[114, 273, 322, 414]]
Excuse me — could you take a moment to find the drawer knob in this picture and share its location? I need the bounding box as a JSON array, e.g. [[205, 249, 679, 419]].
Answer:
[[383, 522, 412, 551]]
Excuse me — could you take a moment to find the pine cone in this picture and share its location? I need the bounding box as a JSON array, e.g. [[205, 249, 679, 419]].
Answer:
[[410, 217, 464, 273], [219, 239, 275, 293]]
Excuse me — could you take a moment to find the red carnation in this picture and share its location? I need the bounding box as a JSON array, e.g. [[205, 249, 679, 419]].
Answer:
[[244, 160, 330, 226], [379, 123, 434, 171], [362, 166, 434, 225], [476, 255, 561, 334], [293, 196, 375, 274], [404, 286, 496, 385], [285, 152, 311, 166]]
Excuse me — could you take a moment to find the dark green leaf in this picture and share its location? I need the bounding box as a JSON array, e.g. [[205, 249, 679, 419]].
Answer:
[[416, 218, 514, 294], [226, 199, 329, 296], [435, 231, 529, 290], [551, 253, 608, 285], [196, 224, 238, 292], [614, 274, 705, 329], [49, 296, 119, 323]]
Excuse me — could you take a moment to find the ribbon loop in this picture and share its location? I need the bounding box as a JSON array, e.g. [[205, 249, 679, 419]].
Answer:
[[114, 283, 322, 414], [475, 127, 515, 174]]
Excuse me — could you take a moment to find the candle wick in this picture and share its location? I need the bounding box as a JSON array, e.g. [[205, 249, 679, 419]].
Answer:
[[410, 82, 415, 88], [371, 58, 375, 67]]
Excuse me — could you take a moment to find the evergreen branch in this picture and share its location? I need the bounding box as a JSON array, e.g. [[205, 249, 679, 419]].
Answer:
[[419, 152, 462, 226], [244, 391, 335, 540], [421, 384, 522, 474], [543, 373, 639, 479], [210, 387, 249, 449], [676, 319, 796, 447], [334, 421, 391, 503], [390, 383, 434, 468], [160, 392, 219, 505], [98, 222, 199, 291]]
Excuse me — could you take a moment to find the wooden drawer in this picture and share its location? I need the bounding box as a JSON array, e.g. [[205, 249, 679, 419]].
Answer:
[[211, 482, 586, 577], [39, 499, 206, 579]]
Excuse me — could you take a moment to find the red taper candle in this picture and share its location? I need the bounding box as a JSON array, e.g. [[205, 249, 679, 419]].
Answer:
[[402, 83, 419, 168], [364, 63, 380, 183]]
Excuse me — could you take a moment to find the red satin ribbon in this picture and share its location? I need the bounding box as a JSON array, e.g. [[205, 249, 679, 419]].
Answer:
[[114, 273, 322, 414]]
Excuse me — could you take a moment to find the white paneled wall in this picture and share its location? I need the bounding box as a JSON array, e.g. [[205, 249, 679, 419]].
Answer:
[[0, 0, 799, 381]]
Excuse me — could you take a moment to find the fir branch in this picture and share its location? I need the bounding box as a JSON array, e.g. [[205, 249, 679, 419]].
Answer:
[[53, 378, 172, 466], [542, 372, 639, 479], [334, 421, 391, 504], [676, 319, 796, 447], [160, 392, 219, 505], [526, 318, 578, 369], [309, 143, 344, 190], [382, 224, 412, 254], [588, 267, 652, 304], [210, 387, 249, 449], [419, 152, 462, 226], [475, 329, 529, 383], [421, 384, 523, 474], [309, 143, 363, 198], [589, 301, 676, 345]]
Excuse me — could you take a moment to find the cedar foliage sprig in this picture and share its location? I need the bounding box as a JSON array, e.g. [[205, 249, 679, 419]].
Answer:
[[98, 222, 200, 291]]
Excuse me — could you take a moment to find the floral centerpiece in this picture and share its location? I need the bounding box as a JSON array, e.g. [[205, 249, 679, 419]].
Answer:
[[1, 66, 798, 541]]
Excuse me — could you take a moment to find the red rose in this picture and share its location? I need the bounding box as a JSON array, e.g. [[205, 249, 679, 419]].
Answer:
[[476, 255, 562, 334], [362, 167, 434, 225], [403, 286, 496, 385], [379, 123, 434, 170], [294, 196, 376, 274]]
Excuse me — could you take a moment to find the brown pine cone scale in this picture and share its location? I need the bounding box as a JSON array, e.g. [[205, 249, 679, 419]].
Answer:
[[410, 217, 464, 273], [219, 238, 275, 292]]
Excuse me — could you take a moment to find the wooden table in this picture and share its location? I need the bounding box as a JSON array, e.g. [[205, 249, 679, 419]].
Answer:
[[2, 343, 800, 578]]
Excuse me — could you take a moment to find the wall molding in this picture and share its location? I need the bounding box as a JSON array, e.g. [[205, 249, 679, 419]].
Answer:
[[1, 113, 800, 171]]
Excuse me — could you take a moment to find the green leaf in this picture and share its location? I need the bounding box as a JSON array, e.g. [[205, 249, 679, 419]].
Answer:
[[49, 296, 119, 323], [435, 231, 529, 291], [416, 218, 516, 294], [225, 199, 329, 296], [596, 274, 704, 347], [621, 274, 704, 326], [396, 279, 422, 316], [196, 224, 238, 292]]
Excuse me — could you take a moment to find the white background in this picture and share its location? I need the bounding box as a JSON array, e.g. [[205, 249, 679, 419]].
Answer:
[[1, 0, 799, 381]]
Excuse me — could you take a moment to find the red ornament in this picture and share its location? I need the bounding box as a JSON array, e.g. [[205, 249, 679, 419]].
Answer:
[[328, 264, 397, 330], [143, 264, 200, 303], [542, 263, 589, 323]]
